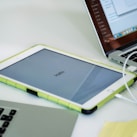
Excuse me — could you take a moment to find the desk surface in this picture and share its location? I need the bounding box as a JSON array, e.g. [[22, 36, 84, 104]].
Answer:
[[0, 1, 137, 137]]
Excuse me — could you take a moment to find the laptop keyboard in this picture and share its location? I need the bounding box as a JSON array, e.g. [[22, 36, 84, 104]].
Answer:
[[0, 107, 17, 137], [121, 48, 137, 62]]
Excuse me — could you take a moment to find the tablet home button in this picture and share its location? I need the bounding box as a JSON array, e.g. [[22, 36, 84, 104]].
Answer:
[[107, 89, 114, 93]]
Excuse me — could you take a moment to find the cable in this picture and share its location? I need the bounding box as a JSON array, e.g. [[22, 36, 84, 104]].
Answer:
[[115, 51, 137, 104], [115, 94, 137, 104], [122, 51, 137, 102]]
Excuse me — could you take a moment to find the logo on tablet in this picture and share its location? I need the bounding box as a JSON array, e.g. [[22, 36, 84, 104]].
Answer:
[[54, 71, 65, 77]]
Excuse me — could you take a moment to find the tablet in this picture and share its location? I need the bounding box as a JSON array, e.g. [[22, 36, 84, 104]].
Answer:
[[0, 44, 136, 114]]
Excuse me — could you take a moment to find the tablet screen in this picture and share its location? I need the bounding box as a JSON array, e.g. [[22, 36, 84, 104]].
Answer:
[[0, 49, 122, 104]]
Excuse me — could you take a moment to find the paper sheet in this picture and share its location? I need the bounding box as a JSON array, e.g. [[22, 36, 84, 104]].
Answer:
[[98, 119, 137, 137]]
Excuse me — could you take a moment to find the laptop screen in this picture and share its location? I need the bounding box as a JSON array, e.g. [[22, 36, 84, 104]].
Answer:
[[85, 0, 137, 55]]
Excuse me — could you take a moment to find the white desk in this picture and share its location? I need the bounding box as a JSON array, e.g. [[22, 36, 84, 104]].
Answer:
[[0, 1, 137, 137]]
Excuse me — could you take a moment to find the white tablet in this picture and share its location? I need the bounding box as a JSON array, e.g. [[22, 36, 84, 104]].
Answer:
[[0, 44, 136, 114]]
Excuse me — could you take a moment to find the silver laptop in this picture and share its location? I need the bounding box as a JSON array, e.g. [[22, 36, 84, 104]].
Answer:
[[85, 0, 137, 68], [0, 99, 78, 137]]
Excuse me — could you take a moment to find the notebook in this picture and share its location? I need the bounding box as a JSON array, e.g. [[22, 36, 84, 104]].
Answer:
[[0, 99, 78, 137], [85, 0, 137, 68]]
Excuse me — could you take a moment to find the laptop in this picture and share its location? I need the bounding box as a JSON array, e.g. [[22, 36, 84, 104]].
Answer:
[[0, 99, 78, 137], [85, 0, 137, 69]]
